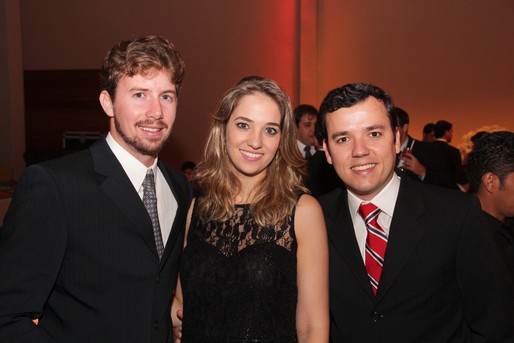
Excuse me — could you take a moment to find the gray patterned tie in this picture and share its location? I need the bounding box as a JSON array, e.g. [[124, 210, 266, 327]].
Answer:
[[143, 169, 165, 260]]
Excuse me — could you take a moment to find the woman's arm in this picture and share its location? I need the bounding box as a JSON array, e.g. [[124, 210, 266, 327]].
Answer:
[[171, 198, 195, 343], [294, 194, 329, 343]]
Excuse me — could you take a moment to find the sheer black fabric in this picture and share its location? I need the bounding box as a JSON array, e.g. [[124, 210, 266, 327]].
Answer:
[[181, 203, 298, 342]]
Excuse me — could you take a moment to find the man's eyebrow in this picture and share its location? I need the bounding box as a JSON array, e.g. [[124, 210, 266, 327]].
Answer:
[[366, 124, 386, 131], [330, 125, 386, 139], [330, 130, 348, 140]]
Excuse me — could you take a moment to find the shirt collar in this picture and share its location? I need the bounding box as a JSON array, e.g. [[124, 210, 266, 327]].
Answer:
[[347, 173, 401, 220], [297, 139, 308, 151], [399, 138, 409, 152]]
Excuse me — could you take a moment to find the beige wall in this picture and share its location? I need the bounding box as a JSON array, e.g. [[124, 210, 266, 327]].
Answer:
[[5, 0, 514, 170], [317, 0, 514, 153], [20, 0, 299, 168]]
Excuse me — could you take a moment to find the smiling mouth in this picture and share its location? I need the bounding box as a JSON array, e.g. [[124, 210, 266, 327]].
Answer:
[[240, 150, 263, 159], [352, 163, 376, 171], [139, 126, 163, 133]]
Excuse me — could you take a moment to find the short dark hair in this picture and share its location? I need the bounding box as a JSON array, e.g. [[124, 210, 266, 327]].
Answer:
[[467, 131, 514, 193], [181, 161, 196, 171], [434, 120, 452, 138], [293, 104, 318, 127], [471, 131, 488, 145], [392, 107, 409, 127], [423, 123, 435, 135], [317, 83, 396, 141]]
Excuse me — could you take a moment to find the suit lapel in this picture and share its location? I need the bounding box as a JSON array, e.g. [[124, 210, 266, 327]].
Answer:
[[375, 178, 427, 301], [326, 189, 375, 299], [157, 161, 187, 267], [90, 139, 159, 257]]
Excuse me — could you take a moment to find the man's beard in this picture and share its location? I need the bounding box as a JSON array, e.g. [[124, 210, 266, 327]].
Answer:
[[114, 115, 169, 156]]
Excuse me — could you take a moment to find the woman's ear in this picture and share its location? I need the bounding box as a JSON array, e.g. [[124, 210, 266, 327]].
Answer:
[[99, 90, 114, 118]]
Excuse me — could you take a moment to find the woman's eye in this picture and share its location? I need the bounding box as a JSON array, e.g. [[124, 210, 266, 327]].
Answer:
[[236, 122, 249, 129], [264, 127, 278, 135]]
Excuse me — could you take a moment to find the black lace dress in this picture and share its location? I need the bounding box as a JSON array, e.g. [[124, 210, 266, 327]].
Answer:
[[180, 203, 298, 342]]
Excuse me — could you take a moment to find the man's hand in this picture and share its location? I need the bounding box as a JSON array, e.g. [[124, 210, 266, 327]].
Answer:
[[173, 309, 183, 343], [401, 149, 426, 179]]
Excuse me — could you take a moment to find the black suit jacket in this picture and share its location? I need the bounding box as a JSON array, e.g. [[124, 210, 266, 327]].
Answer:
[[318, 177, 514, 342], [0, 139, 192, 342], [305, 150, 344, 197], [432, 139, 468, 186], [481, 210, 514, 281], [398, 136, 458, 189]]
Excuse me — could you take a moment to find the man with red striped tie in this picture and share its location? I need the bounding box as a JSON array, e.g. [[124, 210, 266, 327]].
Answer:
[[316, 83, 514, 342]]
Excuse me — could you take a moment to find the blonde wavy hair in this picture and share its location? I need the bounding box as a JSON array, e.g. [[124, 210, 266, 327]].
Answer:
[[194, 77, 308, 227]]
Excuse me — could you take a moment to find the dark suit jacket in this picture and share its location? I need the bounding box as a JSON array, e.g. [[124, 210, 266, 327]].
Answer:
[[481, 210, 514, 281], [318, 177, 514, 342], [398, 136, 458, 189], [432, 139, 468, 186], [0, 139, 192, 342], [305, 150, 344, 197]]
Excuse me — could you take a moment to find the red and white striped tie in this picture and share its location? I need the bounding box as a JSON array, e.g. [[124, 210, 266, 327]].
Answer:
[[358, 203, 388, 295]]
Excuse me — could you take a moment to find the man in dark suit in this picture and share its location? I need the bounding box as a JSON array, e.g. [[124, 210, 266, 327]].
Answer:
[[294, 104, 341, 197], [393, 107, 458, 189], [467, 131, 514, 280], [316, 83, 514, 342], [433, 119, 469, 191], [0, 36, 192, 342]]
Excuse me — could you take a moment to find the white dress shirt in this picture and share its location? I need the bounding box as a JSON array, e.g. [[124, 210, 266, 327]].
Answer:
[[106, 133, 177, 245], [347, 173, 401, 262]]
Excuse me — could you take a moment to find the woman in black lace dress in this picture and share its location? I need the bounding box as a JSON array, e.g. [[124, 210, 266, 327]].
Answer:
[[172, 77, 329, 342]]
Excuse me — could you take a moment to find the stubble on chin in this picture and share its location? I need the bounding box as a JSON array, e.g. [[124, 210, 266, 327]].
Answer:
[[114, 116, 169, 156]]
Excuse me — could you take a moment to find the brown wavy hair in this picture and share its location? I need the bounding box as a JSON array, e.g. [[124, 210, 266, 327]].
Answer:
[[194, 77, 307, 227], [99, 35, 185, 99]]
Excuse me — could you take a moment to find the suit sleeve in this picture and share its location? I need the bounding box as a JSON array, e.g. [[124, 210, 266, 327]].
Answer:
[[414, 143, 458, 189], [0, 165, 67, 342], [457, 197, 514, 340]]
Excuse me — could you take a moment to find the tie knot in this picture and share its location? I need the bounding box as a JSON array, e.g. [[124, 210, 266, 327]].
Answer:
[[145, 168, 155, 180], [143, 169, 156, 192], [358, 202, 380, 222]]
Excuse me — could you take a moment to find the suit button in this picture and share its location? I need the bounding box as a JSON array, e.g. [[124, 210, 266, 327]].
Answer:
[[155, 275, 160, 284], [371, 312, 383, 323], [154, 320, 159, 330]]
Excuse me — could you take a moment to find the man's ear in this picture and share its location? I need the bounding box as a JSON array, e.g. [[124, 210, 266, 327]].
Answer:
[[99, 90, 114, 118], [323, 140, 333, 165], [481, 172, 499, 193], [394, 128, 401, 154]]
